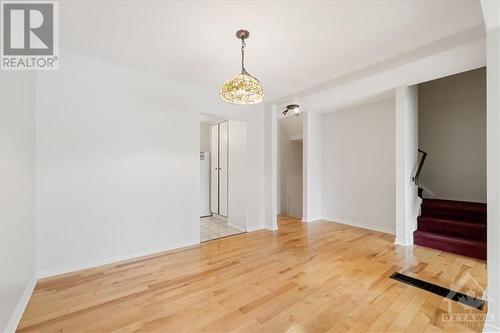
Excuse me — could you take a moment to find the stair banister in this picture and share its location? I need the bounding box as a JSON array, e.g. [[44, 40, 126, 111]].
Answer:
[[412, 149, 427, 185]]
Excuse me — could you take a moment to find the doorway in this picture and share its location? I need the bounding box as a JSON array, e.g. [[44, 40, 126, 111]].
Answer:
[[277, 113, 303, 225], [411, 68, 487, 259], [199, 115, 247, 242]]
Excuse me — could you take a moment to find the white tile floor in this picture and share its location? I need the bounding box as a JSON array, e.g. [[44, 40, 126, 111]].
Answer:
[[200, 216, 243, 242]]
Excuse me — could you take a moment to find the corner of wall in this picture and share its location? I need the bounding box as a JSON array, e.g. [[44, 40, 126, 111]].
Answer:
[[3, 278, 37, 333], [0, 70, 38, 333]]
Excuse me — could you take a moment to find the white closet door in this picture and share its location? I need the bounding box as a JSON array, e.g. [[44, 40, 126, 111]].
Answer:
[[219, 121, 228, 217], [210, 124, 219, 214]]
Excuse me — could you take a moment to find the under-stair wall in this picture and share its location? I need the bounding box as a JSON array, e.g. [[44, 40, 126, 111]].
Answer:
[[418, 68, 486, 203]]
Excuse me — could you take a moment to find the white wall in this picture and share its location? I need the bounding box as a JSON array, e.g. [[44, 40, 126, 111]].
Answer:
[[279, 115, 303, 141], [322, 100, 396, 234], [228, 120, 247, 231], [0, 71, 37, 332], [481, 1, 500, 330], [200, 122, 211, 152], [36, 50, 199, 275], [35, 49, 266, 277], [277, 121, 286, 215], [395, 85, 419, 245], [485, 27, 500, 332], [418, 68, 486, 202], [303, 110, 322, 222], [246, 106, 266, 231], [277, 121, 303, 218], [264, 104, 278, 230]]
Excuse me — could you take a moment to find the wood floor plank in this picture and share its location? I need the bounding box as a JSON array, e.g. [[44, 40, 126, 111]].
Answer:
[[17, 216, 487, 332]]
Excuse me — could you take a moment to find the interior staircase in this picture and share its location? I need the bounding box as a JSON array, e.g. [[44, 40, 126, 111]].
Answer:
[[413, 198, 486, 260]]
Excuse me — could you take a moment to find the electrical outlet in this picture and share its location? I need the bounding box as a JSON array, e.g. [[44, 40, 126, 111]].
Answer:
[[159, 224, 167, 234]]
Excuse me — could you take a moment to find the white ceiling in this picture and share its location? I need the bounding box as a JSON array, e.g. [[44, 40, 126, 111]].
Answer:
[[60, 1, 485, 103]]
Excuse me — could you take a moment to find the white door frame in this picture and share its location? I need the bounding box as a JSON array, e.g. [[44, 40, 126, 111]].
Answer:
[[269, 104, 322, 228], [266, 104, 279, 230], [481, 1, 500, 330]]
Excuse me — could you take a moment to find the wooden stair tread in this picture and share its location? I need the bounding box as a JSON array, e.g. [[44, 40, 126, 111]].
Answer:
[[417, 216, 486, 228], [422, 199, 486, 214], [414, 230, 485, 245], [414, 230, 486, 260]]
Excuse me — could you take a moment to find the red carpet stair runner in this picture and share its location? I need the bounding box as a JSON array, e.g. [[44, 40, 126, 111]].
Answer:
[[413, 198, 486, 260]]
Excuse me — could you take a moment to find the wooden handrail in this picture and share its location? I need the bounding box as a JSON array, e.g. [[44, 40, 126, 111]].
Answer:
[[412, 149, 427, 185]]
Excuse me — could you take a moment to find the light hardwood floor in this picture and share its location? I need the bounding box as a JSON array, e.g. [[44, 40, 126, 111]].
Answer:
[[18, 217, 487, 332]]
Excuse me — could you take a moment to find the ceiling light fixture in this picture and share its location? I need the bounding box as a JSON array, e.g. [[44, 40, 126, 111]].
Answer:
[[283, 104, 301, 116], [220, 29, 264, 105]]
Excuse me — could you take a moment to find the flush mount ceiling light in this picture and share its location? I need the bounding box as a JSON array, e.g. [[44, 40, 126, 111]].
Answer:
[[283, 104, 302, 116], [220, 29, 264, 105]]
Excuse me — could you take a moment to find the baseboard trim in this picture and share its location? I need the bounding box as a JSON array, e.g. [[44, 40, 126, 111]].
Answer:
[[394, 238, 410, 246], [227, 222, 246, 233], [265, 225, 278, 231], [246, 225, 265, 232], [37, 240, 199, 279], [302, 217, 322, 223], [4, 277, 37, 333], [324, 217, 396, 235]]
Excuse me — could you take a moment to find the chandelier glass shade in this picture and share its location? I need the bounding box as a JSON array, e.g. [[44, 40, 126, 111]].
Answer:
[[220, 30, 264, 105], [220, 71, 264, 105]]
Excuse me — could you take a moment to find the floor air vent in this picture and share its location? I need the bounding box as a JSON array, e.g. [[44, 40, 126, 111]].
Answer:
[[390, 272, 485, 310]]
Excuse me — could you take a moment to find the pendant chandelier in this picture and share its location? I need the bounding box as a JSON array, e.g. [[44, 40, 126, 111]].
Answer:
[[220, 29, 264, 105]]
